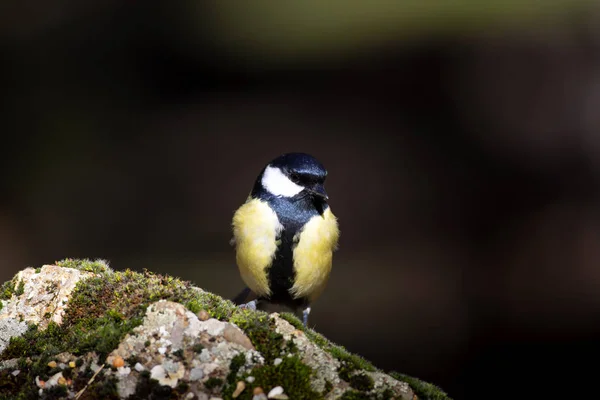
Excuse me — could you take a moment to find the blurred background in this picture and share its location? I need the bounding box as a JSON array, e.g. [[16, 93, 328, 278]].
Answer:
[[2, 1, 600, 399]]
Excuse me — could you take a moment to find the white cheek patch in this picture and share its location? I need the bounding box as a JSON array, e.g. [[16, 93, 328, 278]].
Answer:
[[261, 166, 304, 197]]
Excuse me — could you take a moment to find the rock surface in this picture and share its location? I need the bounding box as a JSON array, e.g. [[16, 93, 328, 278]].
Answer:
[[0, 259, 451, 399], [107, 300, 264, 398], [0, 264, 94, 353]]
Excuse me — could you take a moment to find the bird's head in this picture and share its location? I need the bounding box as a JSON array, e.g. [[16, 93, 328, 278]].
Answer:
[[259, 153, 329, 201]]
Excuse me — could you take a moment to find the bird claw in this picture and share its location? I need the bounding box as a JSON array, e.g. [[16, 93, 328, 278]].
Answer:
[[302, 306, 311, 327], [239, 300, 258, 311]]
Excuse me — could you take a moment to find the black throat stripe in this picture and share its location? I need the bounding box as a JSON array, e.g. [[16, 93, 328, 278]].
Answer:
[[251, 184, 328, 307]]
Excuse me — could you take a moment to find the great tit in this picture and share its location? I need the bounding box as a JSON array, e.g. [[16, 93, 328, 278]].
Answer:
[[231, 153, 339, 326]]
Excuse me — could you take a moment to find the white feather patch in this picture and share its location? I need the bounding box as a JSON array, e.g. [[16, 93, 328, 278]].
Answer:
[[261, 166, 304, 197]]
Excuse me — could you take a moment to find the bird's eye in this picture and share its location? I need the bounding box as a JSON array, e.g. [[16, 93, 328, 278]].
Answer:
[[289, 172, 300, 183]]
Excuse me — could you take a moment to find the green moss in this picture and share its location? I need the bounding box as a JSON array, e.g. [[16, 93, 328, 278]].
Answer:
[[130, 369, 166, 399], [0, 259, 240, 399], [250, 356, 321, 400], [14, 280, 24, 296], [44, 385, 69, 398], [2, 260, 237, 363], [347, 372, 374, 391], [324, 379, 333, 394], [172, 349, 184, 359], [2, 334, 30, 359], [87, 375, 120, 399], [125, 356, 139, 367], [279, 312, 375, 376], [223, 356, 321, 400], [380, 388, 395, 399], [176, 381, 189, 394], [329, 346, 375, 373], [0, 310, 141, 363], [185, 299, 202, 314], [205, 377, 223, 390], [229, 311, 294, 362], [0, 259, 448, 400], [280, 311, 389, 398], [389, 372, 451, 400], [198, 291, 237, 321], [55, 258, 112, 274], [62, 366, 73, 379], [192, 343, 204, 353], [0, 300, 3, 311], [17, 358, 28, 370], [279, 313, 329, 348], [127, 371, 184, 400], [227, 353, 247, 384], [0, 278, 16, 300], [280, 312, 304, 330], [323, 342, 376, 393], [0, 367, 30, 399], [340, 389, 372, 400], [35, 268, 41, 273], [47, 365, 63, 377]]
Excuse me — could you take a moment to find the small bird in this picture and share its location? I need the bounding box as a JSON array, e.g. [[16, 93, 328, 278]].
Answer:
[[231, 153, 339, 326]]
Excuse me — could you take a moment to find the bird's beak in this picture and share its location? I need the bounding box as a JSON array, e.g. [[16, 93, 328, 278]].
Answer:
[[307, 184, 328, 200]]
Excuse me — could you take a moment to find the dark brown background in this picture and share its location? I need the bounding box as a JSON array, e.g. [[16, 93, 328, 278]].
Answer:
[[2, 2, 600, 399]]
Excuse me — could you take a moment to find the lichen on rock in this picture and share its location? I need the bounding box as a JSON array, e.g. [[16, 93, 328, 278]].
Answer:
[[0, 264, 95, 330], [0, 259, 452, 399], [106, 300, 263, 398]]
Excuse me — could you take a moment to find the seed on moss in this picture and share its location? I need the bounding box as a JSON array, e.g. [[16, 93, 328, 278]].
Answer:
[[232, 380, 245, 398], [197, 310, 210, 321], [47, 361, 57, 368], [267, 386, 285, 398], [112, 356, 125, 368], [253, 387, 264, 395]]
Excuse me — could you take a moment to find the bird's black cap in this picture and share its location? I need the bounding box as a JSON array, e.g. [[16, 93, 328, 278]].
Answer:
[[269, 153, 327, 179]]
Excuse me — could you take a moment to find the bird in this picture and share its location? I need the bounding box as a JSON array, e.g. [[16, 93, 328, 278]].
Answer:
[[230, 152, 339, 326]]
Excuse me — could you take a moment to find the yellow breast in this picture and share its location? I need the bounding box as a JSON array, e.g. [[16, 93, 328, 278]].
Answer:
[[291, 207, 339, 303], [232, 198, 282, 297]]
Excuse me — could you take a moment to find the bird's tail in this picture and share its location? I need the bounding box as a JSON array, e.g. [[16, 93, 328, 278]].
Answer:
[[232, 287, 254, 305]]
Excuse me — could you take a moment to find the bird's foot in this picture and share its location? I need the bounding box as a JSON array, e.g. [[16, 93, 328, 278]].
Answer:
[[302, 306, 311, 327], [238, 300, 258, 311]]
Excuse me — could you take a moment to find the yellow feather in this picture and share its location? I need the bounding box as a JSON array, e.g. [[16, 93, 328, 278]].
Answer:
[[291, 207, 340, 302], [232, 198, 282, 297]]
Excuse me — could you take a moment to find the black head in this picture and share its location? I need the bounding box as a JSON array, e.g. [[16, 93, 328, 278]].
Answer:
[[255, 152, 329, 200]]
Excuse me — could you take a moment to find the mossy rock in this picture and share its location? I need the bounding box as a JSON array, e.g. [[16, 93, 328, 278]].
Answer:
[[0, 259, 451, 400]]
